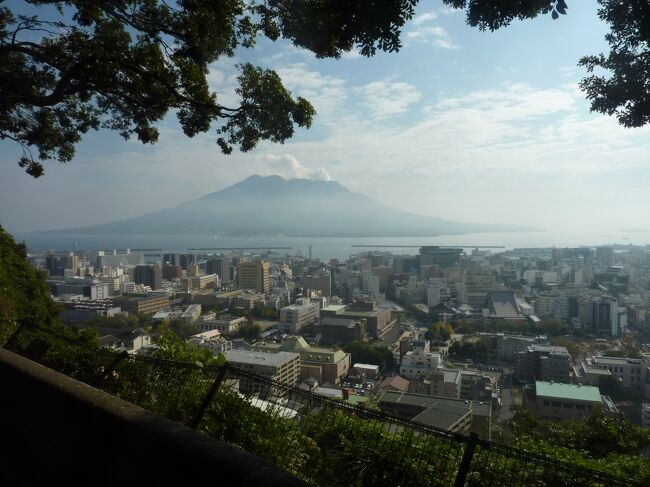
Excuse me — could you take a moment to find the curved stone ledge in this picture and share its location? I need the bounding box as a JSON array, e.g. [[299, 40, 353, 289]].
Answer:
[[0, 348, 307, 487]]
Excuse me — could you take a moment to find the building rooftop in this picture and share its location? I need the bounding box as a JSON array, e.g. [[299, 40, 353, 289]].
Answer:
[[574, 363, 611, 376], [528, 344, 570, 355], [379, 375, 410, 391], [444, 370, 461, 382], [338, 308, 383, 318], [152, 310, 173, 320], [592, 355, 645, 366], [378, 390, 491, 417], [281, 336, 310, 351], [353, 363, 379, 371], [313, 387, 342, 399], [345, 394, 370, 406], [535, 381, 601, 403], [500, 334, 546, 342], [320, 317, 358, 328], [225, 349, 299, 367], [321, 304, 346, 312], [190, 329, 222, 340], [411, 404, 470, 430], [283, 302, 318, 311], [202, 314, 246, 324], [486, 291, 524, 319], [98, 335, 120, 347], [251, 338, 348, 363], [181, 304, 201, 318]]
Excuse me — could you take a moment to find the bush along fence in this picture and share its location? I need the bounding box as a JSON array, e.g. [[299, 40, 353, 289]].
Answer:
[[2, 323, 642, 487]]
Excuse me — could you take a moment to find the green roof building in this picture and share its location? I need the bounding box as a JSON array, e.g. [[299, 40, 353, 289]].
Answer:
[[528, 381, 616, 420]]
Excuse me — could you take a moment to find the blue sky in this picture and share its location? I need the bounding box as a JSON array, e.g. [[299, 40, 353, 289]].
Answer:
[[1, 1, 648, 235]]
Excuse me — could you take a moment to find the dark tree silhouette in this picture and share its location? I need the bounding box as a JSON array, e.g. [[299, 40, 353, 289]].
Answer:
[[0, 1, 647, 177], [0, 1, 416, 176], [578, 0, 650, 127]]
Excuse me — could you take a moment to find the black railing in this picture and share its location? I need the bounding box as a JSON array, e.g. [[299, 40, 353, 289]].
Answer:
[[1, 324, 642, 487]]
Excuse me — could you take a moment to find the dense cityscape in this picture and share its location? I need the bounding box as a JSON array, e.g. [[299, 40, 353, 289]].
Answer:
[[31, 242, 650, 437]]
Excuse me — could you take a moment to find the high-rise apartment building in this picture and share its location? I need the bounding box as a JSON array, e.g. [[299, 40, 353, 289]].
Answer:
[[64, 253, 80, 270], [237, 260, 270, 295], [592, 296, 619, 337], [162, 265, 182, 280], [134, 265, 162, 290], [301, 272, 332, 297], [280, 300, 320, 333], [514, 345, 572, 383], [419, 246, 463, 270], [45, 254, 64, 276], [162, 253, 180, 266], [596, 246, 614, 266], [179, 254, 196, 270], [207, 257, 234, 283]]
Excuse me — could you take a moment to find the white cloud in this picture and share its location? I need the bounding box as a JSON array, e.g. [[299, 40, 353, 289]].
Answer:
[[412, 12, 438, 26], [265, 83, 649, 229], [258, 154, 332, 181], [275, 63, 347, 120], [440, 7, 460, 15], [406, 25, 459, 49], [207, 57, 241, 109], [341, 49, 363, 60], [431, 83, 577, 119], [264, 44, 316, 64], [353, 80, 422, 118], [407, 25, 446, 40]]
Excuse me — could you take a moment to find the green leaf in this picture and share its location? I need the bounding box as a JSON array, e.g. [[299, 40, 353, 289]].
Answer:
[[215, 352, 227, 367]]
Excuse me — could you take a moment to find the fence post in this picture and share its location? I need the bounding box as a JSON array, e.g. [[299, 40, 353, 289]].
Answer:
[[454, 432, 479, 487], [101, 350, 129, 381], [3, 323, 25, 350], [190, 365, 228, 430], [21, 338, 52, 362]]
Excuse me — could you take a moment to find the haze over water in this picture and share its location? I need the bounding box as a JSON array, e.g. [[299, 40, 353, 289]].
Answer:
[[16, 228, 650, 261]]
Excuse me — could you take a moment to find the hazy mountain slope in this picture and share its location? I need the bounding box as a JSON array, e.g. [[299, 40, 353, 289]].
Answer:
[[44, 175, 531, 237]]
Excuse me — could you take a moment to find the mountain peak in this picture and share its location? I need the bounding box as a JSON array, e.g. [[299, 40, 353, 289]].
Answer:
[[202, 174, 348, 200], [242, 174, 285, 183], [44, 173, 532, 237]]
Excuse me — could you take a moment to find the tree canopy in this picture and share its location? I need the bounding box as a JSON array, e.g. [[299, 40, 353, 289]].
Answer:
[[0, 225, 60, 337], [505, 406, 650, 481], [1, 1, 647, 177], [344, 341, 395, 371]]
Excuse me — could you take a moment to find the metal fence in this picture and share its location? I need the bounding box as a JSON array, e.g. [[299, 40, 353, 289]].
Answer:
[[2, 323, 642, 487]]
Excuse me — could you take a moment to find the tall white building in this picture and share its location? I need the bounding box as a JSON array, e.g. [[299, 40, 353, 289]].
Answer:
[[581, 355, 649, 395], [181, 304, 202, 322], [400, 350, 443, 380], [189, 329, 232, 355], [280, 299, 320, 334], [361, 271, 380, 296], [523, 270, 559, 285], [426, 278, 447, 307]]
